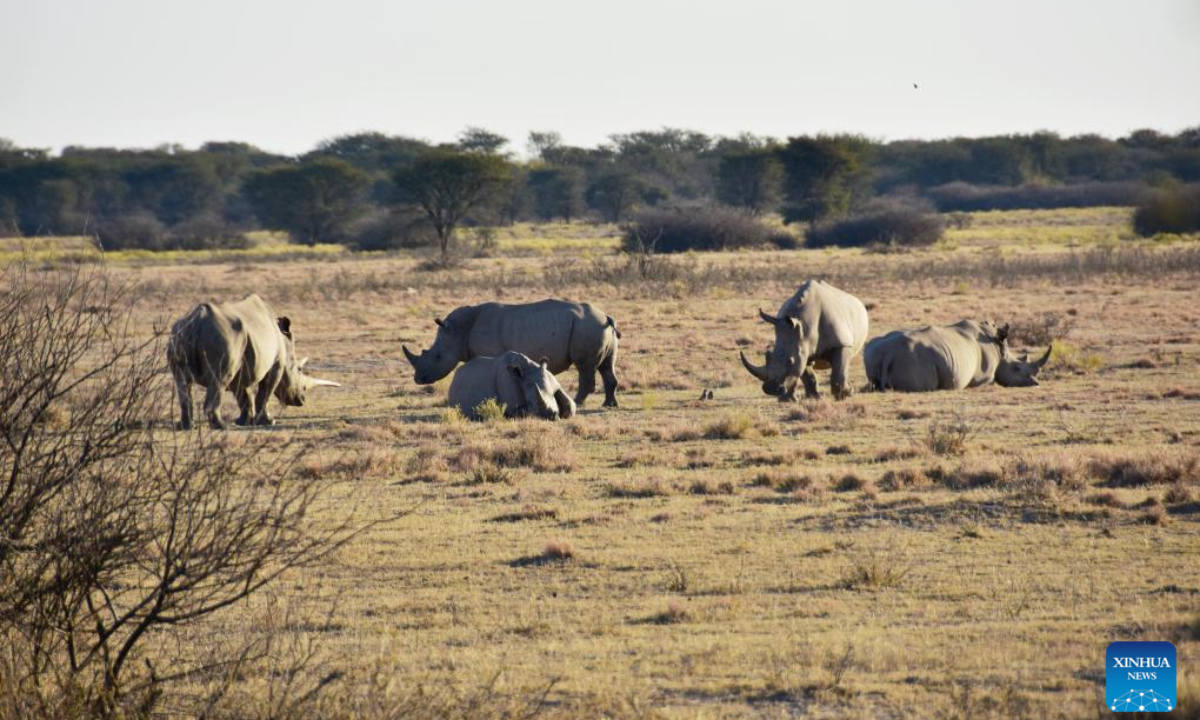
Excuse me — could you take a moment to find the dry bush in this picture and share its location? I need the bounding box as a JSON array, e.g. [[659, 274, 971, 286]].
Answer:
[[405, 446, 449, 483], [833, 474, 868, 492], [461, 432, 576, 474], [806, 200, 945, 249], [840, 554, 908, 591], [0, 264, 376, 718], [1091, 449, 1199, 487], [1163, 482, 1194, 505], [688, 479, 734, 496], [703, 411, 776, 440], [541, 540, 576, 561], [1008, 311, 1077, 347], [787, 399, 868, 427], [623, 205, 793, 254], [878, 468, 931, 491], [1086, 491, 1126, 509], [1006, 457, 1089, 494], [922, 415, 974, 456]]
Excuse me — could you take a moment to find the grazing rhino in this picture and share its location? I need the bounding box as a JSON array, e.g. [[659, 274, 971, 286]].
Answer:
[[448, 352, 576, 421], [863, 320, 1051, 392], [403, 299, 621, 408], [739, 280, 870, 401], [167, 294, 340, 430]]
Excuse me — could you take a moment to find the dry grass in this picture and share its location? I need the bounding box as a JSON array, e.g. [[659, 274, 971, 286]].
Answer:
[[18, 211, 1200, 719]]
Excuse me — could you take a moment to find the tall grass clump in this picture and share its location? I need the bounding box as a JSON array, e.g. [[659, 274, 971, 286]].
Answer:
[[1133, 184, 1200, 236]]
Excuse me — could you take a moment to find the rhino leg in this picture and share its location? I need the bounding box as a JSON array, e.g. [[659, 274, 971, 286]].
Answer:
[[172, 366, 193, 430], [829, 347, 854, 401], [252, 365, 282, 426], [233, 387, 256, 427], [203, 381, 226, 430], [801, 367, 821, 400], [600, 351, 619, 408], [574, 361, 597, 408]]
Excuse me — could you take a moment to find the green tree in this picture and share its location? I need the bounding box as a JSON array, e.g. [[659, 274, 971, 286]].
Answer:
[[586, 168, 644, 223], [777, 135, 874, 223], [457, 127, 510, 155], [528, 165, 585, 222], [392, 148, 512, 264], [243, 158, 369, 245], [717, 148, 782, 215]]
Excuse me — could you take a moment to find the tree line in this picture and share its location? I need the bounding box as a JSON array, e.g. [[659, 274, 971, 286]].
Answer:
[[1, 127, 1198, 257]]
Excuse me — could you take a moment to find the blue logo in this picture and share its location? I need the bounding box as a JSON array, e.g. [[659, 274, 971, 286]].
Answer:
[[1106, 641, 1176, 712]]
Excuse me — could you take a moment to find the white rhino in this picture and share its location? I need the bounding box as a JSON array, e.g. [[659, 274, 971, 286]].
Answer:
[[863, 320, 1050, 392], [448, 352, 576, 421], [403, 299, 620, 408], [740, 280, 870, 401], [167, 294, 339, 429]]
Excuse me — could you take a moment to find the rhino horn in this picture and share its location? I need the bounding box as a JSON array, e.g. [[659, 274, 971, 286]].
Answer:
[[298, 357, 309, 370], [307, 376, 341, 388], [758, 308, 779, 326], [1033, 344, 1052, 369], [402, 345, 419, 365], [740, 350, 769, 382]]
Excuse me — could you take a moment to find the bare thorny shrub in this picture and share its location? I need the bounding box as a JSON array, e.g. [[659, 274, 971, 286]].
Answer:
[[0, 264, 378, 719]]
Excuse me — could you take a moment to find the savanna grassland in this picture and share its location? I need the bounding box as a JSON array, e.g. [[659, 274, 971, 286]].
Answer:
[[9, 207, 1200, 719]]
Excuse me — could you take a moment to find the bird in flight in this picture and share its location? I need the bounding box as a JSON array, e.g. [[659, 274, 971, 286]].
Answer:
[[913, 83, 919, 89]]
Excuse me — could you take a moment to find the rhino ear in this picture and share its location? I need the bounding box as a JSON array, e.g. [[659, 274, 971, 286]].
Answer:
[[278, 317, 292, 338], [507, 363, 524, 379], [434, 317, 446, 329], [539, 356, 550, 368]]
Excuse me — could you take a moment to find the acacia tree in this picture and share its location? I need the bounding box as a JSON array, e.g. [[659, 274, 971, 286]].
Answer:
[[527, 166, 585, 222], [585, 168, 644, 223], [392, 148, 511, 265], [243, 158, 369, 244], [777, 135, 874, 223], [717, 148, 783, 215]]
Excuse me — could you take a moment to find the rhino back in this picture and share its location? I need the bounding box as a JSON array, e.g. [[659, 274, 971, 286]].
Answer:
[[218, 296, 286, 384], [781, 281, 869, 358], [874, 325, 984, 391], [467, 300, 581, 373]]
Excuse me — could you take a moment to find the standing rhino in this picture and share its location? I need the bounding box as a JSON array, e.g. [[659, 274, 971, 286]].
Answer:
[[167, 294, 340, 429], [863, 320, 1051, 392], [739, 280, 870, 401], [448, 352, 576, 421], [403, 299, 620, 408]]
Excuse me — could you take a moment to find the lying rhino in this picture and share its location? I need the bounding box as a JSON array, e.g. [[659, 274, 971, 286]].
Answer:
[[448, 352, 576, 421], [740, 280, 870, 401], [863, 320, 1051, 392], [167, 294, 340, 429], [403, 299, 621, 408]]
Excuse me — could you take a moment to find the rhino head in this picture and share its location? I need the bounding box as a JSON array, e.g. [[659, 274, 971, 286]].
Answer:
[[740, 309, 807, 400], [986, 322, 1050, 388], [508, 355, 574, 420], [403, 317, 466, 385], [995, 345, 1052, 387], [274, 317, 341, 406]]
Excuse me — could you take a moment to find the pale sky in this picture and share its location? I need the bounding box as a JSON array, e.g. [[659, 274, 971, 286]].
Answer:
[[2, 0, 1198, 156]]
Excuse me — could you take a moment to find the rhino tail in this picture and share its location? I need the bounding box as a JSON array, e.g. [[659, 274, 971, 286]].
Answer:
[[606, 315, 621, 340]]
